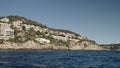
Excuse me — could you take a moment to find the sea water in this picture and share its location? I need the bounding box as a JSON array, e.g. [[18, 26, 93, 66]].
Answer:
[[0, 50, 120, 68]]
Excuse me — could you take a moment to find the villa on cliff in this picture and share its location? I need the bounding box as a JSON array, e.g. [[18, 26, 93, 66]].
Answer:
[[35, 38, 50, 44], [0, 18, 14, 40]]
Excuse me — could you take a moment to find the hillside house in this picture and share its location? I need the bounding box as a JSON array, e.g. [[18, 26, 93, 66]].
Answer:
[[0, 18, 9, 22], [23, 24, 35, 31], [4, 29, 14, 39], [35, 38, 50, 44], [34, 26, 40, 31], [0, 23, 14, 40], [52, 35, 67, 41], [12, 20, 23, 30], [69, 39, 80, 42]]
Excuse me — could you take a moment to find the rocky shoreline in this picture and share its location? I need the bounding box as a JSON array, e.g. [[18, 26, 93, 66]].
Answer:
[[0, 41, 105, 50]]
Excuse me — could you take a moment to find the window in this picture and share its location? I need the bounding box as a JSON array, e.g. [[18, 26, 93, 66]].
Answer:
[[6, 31, 14, 37]]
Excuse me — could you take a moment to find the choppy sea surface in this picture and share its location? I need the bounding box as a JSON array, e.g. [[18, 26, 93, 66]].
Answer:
[[0, 50, 120, 68]]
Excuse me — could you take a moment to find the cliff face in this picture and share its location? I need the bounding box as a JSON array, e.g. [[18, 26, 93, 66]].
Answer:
[[0, 16, 105, 50]]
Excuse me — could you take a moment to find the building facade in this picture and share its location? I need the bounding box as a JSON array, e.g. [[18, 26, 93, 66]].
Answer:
[[0, 23, 14, 40]]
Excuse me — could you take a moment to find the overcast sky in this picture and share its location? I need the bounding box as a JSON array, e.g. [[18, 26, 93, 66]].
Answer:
[[0, 0, 120, 44]]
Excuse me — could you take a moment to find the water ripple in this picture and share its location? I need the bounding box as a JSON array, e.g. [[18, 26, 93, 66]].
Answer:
[[0, 50, 120, 68]]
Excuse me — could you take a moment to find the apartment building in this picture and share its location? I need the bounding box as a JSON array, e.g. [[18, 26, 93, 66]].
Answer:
[[0, 23, 14, 40]]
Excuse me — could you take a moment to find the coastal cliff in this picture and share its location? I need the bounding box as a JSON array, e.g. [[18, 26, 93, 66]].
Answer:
[[0, 16, 105, 50]]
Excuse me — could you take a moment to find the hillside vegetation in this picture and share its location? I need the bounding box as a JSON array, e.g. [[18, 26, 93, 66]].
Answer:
[[0, 15, 104, 50]]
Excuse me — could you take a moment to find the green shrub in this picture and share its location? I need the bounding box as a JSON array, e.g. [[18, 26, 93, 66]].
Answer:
[[89, 40, 96, 44], [0, 39, 4, 44]]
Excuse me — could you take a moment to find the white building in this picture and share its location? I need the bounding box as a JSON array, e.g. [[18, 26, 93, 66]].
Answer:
[[69, 39, 80, 42], [0, 23, 11, 35], [52, 35, 67, 41], [4, 29, 14, 39], [34, 26, 40, 31], [12, 20, 23, 30], [0, 23, 14, 40], [23, 24, 35, 31], [78, 36, 87, 40], [35, 38, 50, 44], [0, 18, 9, 23]]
